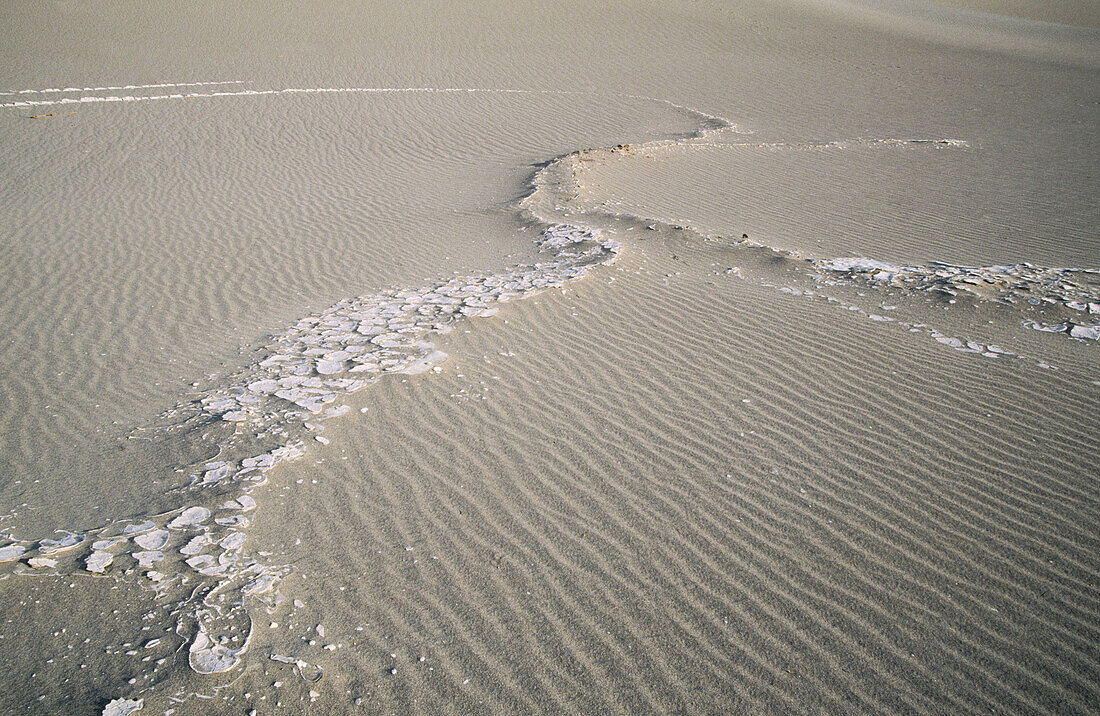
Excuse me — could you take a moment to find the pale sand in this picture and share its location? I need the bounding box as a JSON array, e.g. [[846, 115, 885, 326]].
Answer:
[[0, 0, 1097, 713], [929, 0, 1100, 29]]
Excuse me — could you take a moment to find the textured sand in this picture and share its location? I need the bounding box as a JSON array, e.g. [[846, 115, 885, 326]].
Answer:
[[0, 0, 1097, 713], [0, 90, 687, 535], [929, 0, 1100, 29]]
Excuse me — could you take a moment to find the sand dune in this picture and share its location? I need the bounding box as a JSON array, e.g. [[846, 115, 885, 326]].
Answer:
[[0, 0, 1096, 713]]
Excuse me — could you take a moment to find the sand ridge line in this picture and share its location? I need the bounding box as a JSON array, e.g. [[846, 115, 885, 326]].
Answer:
[[0, 84, 736, 130], [680, 137, 968, 150], [0, 79, 246, 96]]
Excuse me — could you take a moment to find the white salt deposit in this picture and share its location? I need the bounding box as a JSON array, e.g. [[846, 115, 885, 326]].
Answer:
[[315, 359, 346, 375], [0, 544, 27, 562], [185, 555, 215, 570], [220, 532, 246, 550], [817, 257, 1100, 335], [92, 537, 126, 550], [133, 551, 164, 567], [234, 495, 257, 512], [819, 257, 901, 273], [101, 698, 143, 716], [39, 533, 83, 554], [189, 619, 251, 675], [199, 463, 230, 486], [85, 551, 114, 573], [134, 530, 169, 551], [1069, 324, 1100, 340], [813, 255, 1100, 353], [180, 535, 212, 555], [933, 334, 965, 349], [168, 507, 211, 529], [242, 574, 279, 596]]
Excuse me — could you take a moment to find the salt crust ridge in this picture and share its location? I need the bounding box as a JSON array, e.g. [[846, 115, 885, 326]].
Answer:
[[0, 74, 641, 690], [1, 221, 620, 685], [815, 258, 1100, 340], [561, 138, 1099, 346]]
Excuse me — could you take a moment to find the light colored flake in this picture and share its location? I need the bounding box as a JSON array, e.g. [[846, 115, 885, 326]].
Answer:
[[222, 495, 256, 512], [39, 533, 84, 554], [186, 554, 216, 570], [86, 551, 114, 573], [134, 530, 169, 551], [133, 550, 164, 567], [215, 515, 250, 528], [168, 506, 211, 530], [243, 574, 279, 595], [180, 535, 212, 555], [92, 537, 126, 550], [102, 698, 143, 716], [220, 533, 246, 551], [247, 379, 280, 393], [933, 335, 964, 349], [819, 257, 902, 273], [200, 464, 231, 485], [189, 622, 250, 675], [315, 359, 346, 375], [0, 544, 26, 562], [1069, 324, 1099, 340], [28, 556, 57, 569], [322, 405, 351, 419]]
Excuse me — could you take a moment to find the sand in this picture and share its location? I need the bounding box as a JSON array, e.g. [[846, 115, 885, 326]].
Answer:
[[0, 0, 1097, 713]]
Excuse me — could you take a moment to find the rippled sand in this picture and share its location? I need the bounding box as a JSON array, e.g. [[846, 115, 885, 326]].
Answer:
[[0, 1, 1097, 713]]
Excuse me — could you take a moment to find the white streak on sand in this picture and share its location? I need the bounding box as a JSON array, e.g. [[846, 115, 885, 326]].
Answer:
[[0, 86, 583, 108], [0, 85, 732, 131], [0, 80, 246, 96]]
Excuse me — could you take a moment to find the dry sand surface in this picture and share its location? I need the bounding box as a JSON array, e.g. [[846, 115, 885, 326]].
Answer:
[[0, 0, 1097, 713]]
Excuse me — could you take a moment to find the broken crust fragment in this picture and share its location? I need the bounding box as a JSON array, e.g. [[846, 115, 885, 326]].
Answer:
[[101, 698, 143, 716], [189, 616, 253, 674]]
